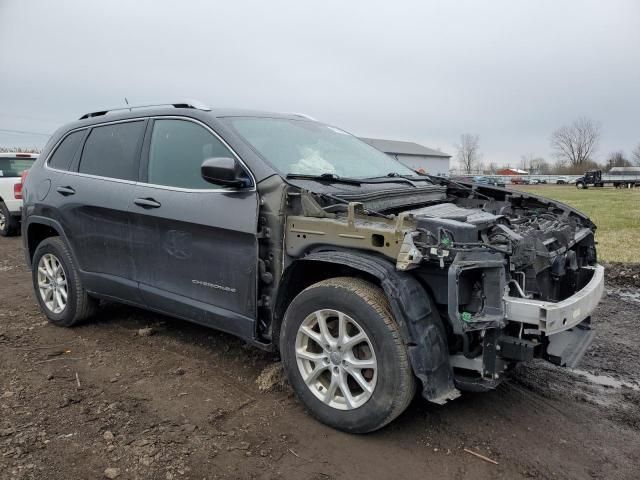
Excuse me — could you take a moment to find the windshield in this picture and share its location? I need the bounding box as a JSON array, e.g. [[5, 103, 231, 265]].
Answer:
[[224, 117, 418, 178], [0, 158, 34, 177]]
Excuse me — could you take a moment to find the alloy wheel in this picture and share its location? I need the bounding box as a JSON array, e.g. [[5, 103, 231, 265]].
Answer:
[[37, 253, 68, 314], [295, 309, 377, 410]]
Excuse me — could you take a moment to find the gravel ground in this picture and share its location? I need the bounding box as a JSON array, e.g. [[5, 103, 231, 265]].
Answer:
[[1, 236, 639, 480]]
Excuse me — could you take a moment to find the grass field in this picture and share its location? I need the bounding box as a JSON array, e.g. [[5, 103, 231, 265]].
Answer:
[[511, 185, 640, 263]]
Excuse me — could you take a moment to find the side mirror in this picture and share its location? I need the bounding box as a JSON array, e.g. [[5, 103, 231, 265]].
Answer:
[[201, 157, 248, 188]]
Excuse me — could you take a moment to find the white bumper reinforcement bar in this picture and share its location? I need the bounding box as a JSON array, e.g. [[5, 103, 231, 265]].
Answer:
[[504, 265, 605, 335]]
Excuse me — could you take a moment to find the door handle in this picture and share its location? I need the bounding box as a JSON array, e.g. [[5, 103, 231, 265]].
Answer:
[[134, 197, 161, 209], [56, 186, 75, 196]]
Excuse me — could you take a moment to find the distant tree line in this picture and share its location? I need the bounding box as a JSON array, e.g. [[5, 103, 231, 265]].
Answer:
[[455, 117, 640, 175], [0, 146, 42, 153]]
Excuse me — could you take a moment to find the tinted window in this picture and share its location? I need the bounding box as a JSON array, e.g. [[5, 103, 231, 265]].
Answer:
[[0, 158, 35, 177], [48, 130, 84, 171], [78, 121, 145, 180], [148, 119, 234, 189]]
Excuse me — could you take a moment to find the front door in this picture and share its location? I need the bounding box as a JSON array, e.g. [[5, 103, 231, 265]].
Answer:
[[129, 117, 259, 339]]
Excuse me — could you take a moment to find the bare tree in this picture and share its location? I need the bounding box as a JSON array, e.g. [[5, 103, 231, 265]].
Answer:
[[455, 134, 482, 174], [532, 157, 551, 174], [550, 117, 601, 167], [605, 151, 631, 170], [485, 161, 499, 174], [0, 146, 42, 153], [520, 154, 549, 174], [520, 154, 532, 172], [632, 144, 640, 166]]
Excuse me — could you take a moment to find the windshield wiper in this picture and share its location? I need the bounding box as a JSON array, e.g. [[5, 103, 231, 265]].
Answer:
[[362, 172, 424, 186], [286, 172, 431, 188], [286, 173, 362, 185], [429, 175, 492, 200]]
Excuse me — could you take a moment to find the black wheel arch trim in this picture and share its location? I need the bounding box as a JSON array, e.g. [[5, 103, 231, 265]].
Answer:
[[289, 249, 459, 405], [23, 216, 78, 269]]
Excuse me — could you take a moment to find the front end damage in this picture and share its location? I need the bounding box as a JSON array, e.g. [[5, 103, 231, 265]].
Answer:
[[283, 179, 604, 398]]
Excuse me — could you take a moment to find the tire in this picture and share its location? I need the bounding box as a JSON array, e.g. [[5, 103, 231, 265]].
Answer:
[[576, 182, 585, 189], [280, 277, 416, 433], [0, 201, 19, 237], [32, 236, 97, 327]]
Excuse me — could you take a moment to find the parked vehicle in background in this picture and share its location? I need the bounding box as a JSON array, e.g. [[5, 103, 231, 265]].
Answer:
[[22, 101, 604, 433], [0, 152, 37, 236], [510, 176, 529, 185], [472, 175, 506, 187], [575, 168, 640, 189]]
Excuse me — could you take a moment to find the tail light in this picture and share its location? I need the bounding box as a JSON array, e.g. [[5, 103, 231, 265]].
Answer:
[[14, 169, 29, 200]]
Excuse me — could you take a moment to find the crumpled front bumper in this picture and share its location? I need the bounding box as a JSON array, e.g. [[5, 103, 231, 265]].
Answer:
[[504, 265, 604, 335]]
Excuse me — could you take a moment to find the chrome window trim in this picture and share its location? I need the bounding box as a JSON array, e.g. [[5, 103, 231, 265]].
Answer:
[[44, 116, 257, 194]]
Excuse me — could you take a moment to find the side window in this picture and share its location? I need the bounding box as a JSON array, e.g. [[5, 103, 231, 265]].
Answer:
[[148, 119, 235, 189], [78, 121, 145, 181], [48, 130, 85, 171]]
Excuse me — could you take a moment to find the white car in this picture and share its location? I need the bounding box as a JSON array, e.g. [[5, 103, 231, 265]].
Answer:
[[0, 152, 38, 236]]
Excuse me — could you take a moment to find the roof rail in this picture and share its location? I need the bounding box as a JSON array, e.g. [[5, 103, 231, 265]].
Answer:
[[79, 99, 211, 120]]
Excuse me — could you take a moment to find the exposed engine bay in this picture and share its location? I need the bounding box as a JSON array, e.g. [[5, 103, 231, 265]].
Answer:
[[282, 178, 603, 391]]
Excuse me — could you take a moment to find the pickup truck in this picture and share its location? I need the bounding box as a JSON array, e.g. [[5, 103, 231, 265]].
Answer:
[[0, 152, 37, 236]]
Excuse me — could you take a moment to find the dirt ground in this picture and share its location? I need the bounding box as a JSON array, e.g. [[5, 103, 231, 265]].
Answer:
[[1, 236, 639, 480]]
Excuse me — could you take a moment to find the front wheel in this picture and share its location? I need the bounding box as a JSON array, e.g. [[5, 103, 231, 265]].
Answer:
[[576, 182, 585, 189], [280, 277, 416, 433]]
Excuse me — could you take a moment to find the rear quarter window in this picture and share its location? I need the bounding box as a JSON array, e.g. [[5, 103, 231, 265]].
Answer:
[[48, 130, 85, 171], [78, 121, 145, 181]]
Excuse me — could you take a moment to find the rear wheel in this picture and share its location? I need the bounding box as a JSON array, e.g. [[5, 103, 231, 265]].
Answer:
[[0, 201, 19, 237], [32, 237, 97, 326], [280, 277, 416, 433]]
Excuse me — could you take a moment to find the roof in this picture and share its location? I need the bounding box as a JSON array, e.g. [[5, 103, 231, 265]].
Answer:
[[359, 137, 451, 158], [497, 168, 528, 174], [609, 167, 640, 173]]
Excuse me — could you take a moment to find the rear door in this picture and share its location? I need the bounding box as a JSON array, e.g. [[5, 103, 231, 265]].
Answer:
[[59, 119, 146, 302], [130, 117, 259, 338]]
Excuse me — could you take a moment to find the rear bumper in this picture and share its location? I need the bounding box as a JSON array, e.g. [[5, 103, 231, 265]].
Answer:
[[503, 265, 605, 335]]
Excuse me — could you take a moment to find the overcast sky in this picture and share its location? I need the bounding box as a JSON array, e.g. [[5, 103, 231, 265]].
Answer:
[[1, 0, 639, 167]]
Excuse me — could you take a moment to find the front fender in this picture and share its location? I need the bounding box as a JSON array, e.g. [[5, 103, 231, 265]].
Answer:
[[300, 250, 460, 405]]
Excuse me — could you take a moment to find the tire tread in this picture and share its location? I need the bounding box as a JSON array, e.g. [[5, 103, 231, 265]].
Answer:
[[33, 237, 97, 326], [297, 277, 416, 431]]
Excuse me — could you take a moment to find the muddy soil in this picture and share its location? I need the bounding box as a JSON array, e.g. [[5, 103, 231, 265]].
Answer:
[[604, 262, 640, 289], [1, 236, 639, 480]]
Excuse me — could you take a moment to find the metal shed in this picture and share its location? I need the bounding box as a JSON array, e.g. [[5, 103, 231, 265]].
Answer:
[[359, 137, 451, 176]]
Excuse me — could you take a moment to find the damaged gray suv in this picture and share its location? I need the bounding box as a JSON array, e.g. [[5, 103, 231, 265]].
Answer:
[[22, 101, 604, 432]]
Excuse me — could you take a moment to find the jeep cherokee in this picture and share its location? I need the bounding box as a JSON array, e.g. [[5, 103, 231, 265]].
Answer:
[[22, 101, 604, 432]]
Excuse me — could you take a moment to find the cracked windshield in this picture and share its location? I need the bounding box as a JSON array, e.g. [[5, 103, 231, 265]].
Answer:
[[226, 117, 418, 179]]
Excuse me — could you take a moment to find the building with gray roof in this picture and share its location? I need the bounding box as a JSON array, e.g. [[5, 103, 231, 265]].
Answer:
[[360, 137, 451, 176]]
